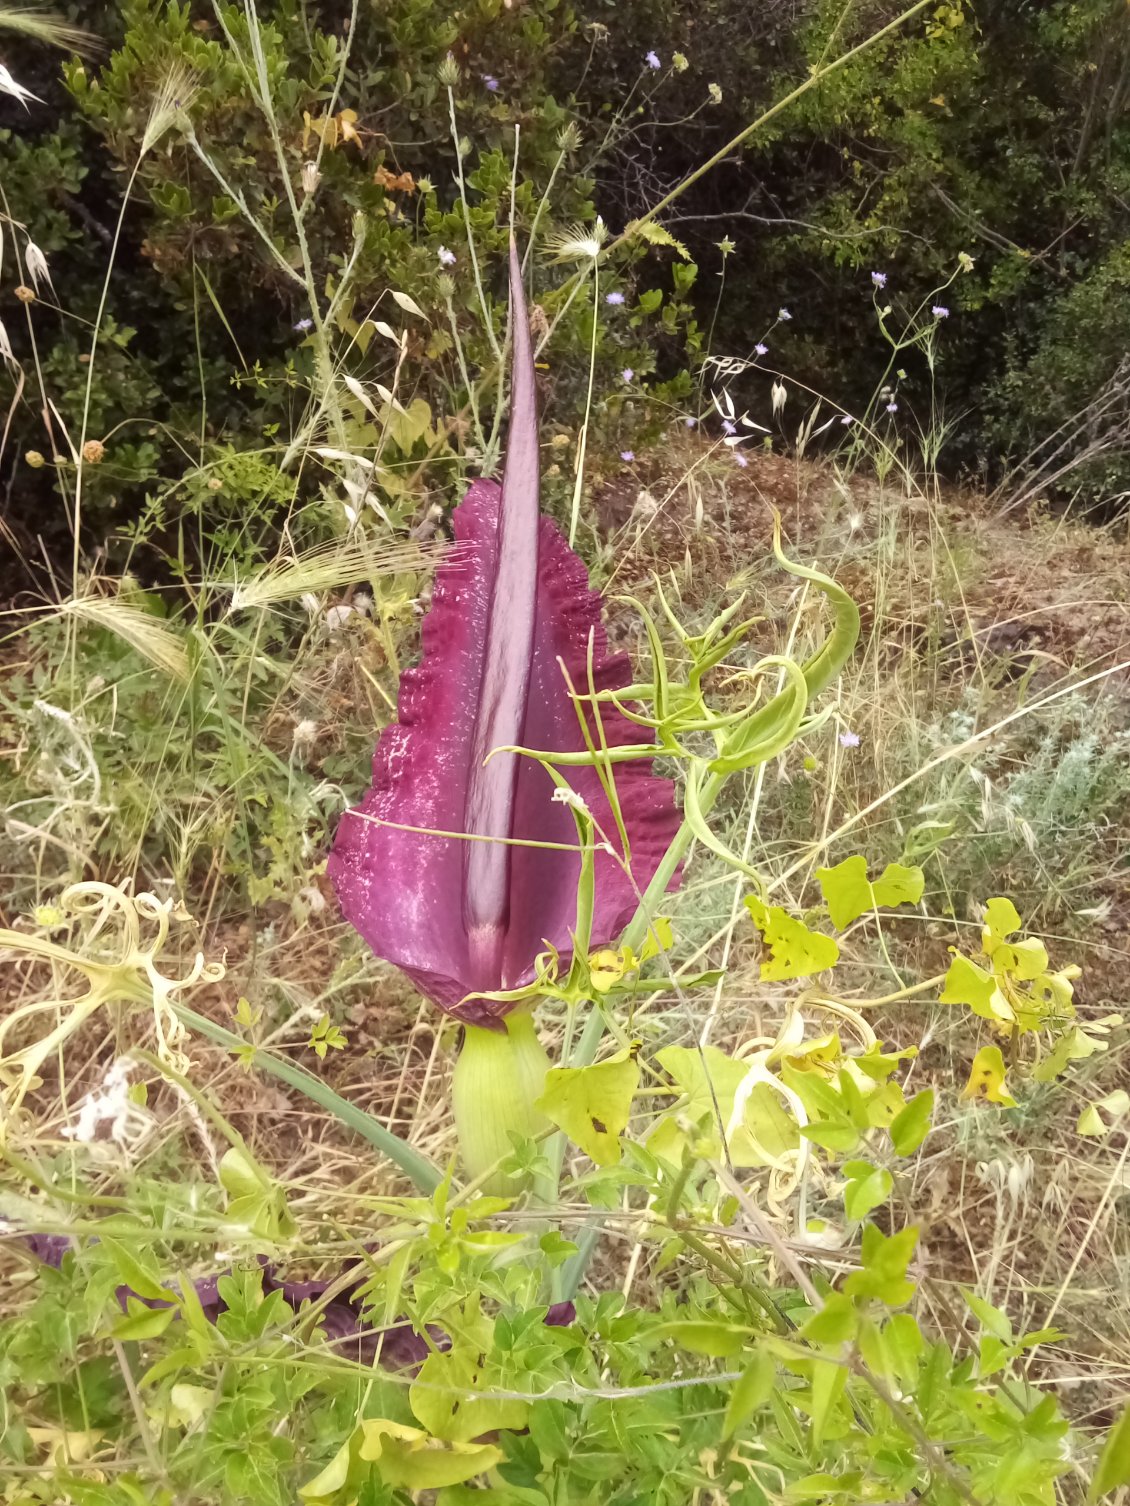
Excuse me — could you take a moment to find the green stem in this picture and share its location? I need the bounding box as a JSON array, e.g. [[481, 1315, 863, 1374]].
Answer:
[[451, 1008, 552, 1196], [171, 1003, 442, 1192]]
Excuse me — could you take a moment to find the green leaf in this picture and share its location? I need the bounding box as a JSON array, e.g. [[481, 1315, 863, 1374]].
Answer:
[[982, 896, 1023, 950], [1077, 1090, 1129, 1138], [537, 1045, 639, 1165], [723, 1348, 776, 1438], [745, 895, 839, 980], [842, 1161, 893, 1221], [801, 1294, 859, 1346], [964, 1289, 1013, 1343], [1088, 1400, 1130, 1502], [111, 1297, 177, 1342], [651, 1319, 751, 1358], [890, 1088, 934, 1155], [100, 1237, 176, 1304], [411, 1351, 528, 1443], [844, 1224, 919, 1307], [940, 953, 1001, 1017], [816, 855, 923, 929], [807, 1356, 848, 1446]]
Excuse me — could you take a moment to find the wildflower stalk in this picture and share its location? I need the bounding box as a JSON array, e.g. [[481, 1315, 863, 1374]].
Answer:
[[446, 82, 502, 362]]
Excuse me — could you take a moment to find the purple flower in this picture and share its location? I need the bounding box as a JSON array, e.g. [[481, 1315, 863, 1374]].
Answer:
[[620, 450, 635, 462], [734, 453, 749, 468], [293, 317, 313, 333], [839, 729, 861, 749], [438, 245, 457, 267], [685, 416, 697, 428], [482, 74, 499, 92], [722, 419, 737, 436], [605, 291, 625, 305], [328, 240, 679, 1023], [932, 304, 949, 318], [778, 307, 792, 321], [755, 342, 768, 357], [621, 367, 634, 384], [886, 401, 898, 413], [645, 51, 661, 69], [871, 271, 887, 288], [840, 414, 854, 426]]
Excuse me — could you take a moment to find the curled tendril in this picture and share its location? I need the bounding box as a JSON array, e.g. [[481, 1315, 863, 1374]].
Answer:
[[0, 882, 224, 1139]]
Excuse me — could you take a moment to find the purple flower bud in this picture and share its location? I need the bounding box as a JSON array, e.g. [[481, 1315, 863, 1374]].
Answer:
[[685, 416, 697, 428], [722, 419, 736, 436], [645, 50, 661, 69], [293, 318, 313, 332], [734, 452, 749, 468], [605, 291, 625, 305], [932, 304, 949, 318], [621, 367, 634, 384], [778, 307, 792, 321], [839, 729, 861, 748], [438, 246, 456, 267], [755, 342, 768, 357], [482, 74, 499, 92], [886, 401, 898, 413], [620, 449, 635, 462], [871, 271, 887, 288]]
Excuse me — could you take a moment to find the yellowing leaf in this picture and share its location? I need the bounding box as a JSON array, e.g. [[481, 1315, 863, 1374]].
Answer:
[[390, 289, 427, 319], [537, 1046, 639, 1165], [982, 897, 1023, 954], [940, 953, 1009, 1020], [410, 1351, 528, 1442], [1077, 1091, 1129, 1138], [358, 1419, 502, 1490], [588, 948, 626, 993], [962, 1045, 1016, 1107], [816, 856, 924, 929], [624, 218, 691, 259], [745, 896, 839, 980]]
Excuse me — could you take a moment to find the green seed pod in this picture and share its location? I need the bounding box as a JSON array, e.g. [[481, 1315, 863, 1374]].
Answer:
[[451, 1008, 550, 1194]]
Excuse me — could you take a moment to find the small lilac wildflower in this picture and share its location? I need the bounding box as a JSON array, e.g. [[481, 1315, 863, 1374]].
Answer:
[[621, 367, 634, 384], [755, 342, 768, 357], [620, 449, 635, 462], [438, 245, 456, 267], [840, 414, 854, 426], [932, 304, 949, 318], [871, 271, 887, 288], [886, 401, 898, 413], [839, 729, 861, 749], [778, 307, 792, 321], [722, 418, 737, 436], [734, 452, 749, 468], [482, 74, 499, 91], [685, 416, 697, 428], [293, 317, 313, 333], [605, 291, 625, 305], [645, 50, 661, 69]]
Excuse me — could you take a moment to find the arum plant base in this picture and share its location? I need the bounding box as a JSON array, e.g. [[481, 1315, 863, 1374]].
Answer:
[[451, 1007, 552, 1195]]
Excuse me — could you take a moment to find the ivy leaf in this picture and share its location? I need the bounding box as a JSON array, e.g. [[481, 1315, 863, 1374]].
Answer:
[[537, 1046, 640, 1165], [411, 1351, 529, 1442], [962, 1045, 1017, 1107], [1077, 1090, 1130, 1138], [982, 896, 1023, 950], [357, 1419, 504, 1491], [940, 953, 1008, 1019], [745, 896, 839, 980], [816, 855, 924, 929], [842, 1161, 893, 1221], [890, 1088, 934, 1155]]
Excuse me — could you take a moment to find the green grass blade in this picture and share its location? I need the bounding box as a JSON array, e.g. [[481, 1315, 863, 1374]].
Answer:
[[172, 1002, 443, 1193]]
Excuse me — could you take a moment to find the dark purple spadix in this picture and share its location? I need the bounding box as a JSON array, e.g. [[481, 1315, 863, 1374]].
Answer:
[[328, 238, 678, 1026]]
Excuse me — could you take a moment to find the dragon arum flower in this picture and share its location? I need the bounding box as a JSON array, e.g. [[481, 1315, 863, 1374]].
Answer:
[[328, 239, 678, 1187]]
